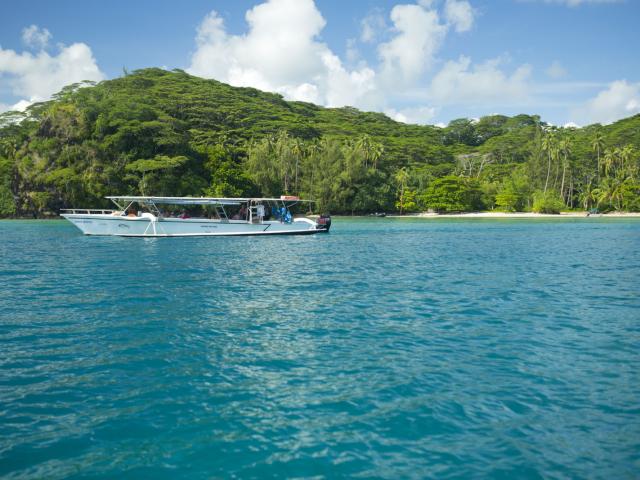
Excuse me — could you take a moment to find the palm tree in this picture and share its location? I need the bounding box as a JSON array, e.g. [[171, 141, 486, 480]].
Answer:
[[603, 148, 616, 179], [371, 142, 384, 170], [541, 131, 556, 193], [619, 145, 634, 177], [246, 136, 279, 196], [614, 147, 624, 175], [395, 167, 410, 215], [591, 129, 605, 181], [341, 140, 358, 181], [558, 138, 571, 205], [291, 138, 305, 195], [579, 180, 597, 210], [0, 139, 17, 159], [621, 145, 638, 179], [355, 134, 372, 169], [274, 131, 294, 193], [354, 135, 385, 171], [304, 140, 322, 197], [594, 177, 623, 211]]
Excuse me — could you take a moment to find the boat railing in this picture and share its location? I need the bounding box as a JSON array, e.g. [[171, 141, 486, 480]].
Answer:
[[60, 208, 116, 215]]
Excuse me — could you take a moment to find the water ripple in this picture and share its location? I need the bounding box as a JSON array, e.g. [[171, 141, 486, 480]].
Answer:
[[1, 218, 639, 479]]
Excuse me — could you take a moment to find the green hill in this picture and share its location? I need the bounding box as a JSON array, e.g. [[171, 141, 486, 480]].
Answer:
[[0, 67, 639, 216]]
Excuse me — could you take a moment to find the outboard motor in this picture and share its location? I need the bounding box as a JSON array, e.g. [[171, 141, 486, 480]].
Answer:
[[316, 214, 331, 232]]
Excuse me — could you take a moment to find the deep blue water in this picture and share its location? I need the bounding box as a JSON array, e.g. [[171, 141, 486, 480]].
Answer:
[[1, 218, 639, 479]]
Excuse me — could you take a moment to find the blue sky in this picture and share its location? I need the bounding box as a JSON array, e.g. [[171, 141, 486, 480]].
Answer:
[[1, 0, 639, 126]]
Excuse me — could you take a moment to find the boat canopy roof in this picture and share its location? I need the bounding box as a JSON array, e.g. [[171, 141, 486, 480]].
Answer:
[[106, 196, 313, 206]]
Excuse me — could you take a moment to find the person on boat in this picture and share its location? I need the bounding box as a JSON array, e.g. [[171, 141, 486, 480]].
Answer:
[[127, 208, 137, 217], [232, 205, 247, 220], [179, 210, 190, 219], [279, 206, 292, 223]]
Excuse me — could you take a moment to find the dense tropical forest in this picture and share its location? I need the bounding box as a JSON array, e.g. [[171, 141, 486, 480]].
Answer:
[[0, 67, 639, 217]]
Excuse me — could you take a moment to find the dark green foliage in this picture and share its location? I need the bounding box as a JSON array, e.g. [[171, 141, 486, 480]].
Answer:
[[0, 156, 16, 216], [495, 186, 520, 212], [0, 68, 639, 216], [532, 191, 565, 214], [620, 182, 640, 211], [443, 118, 480, 146], [421, 176, 483, 213]]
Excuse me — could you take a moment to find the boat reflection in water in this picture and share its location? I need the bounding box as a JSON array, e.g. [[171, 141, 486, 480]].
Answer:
[[61, 196, 331, 237]]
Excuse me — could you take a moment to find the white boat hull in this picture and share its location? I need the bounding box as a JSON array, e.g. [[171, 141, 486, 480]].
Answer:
[[61, 214, 326, 237]]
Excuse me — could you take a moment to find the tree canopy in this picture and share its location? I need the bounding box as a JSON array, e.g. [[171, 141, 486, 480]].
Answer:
[[0, 68, 639, 216]]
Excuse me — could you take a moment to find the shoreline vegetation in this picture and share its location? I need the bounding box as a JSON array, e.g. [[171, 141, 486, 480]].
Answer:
[[1, 68, 639, 219], [389, 211, 640, 218]]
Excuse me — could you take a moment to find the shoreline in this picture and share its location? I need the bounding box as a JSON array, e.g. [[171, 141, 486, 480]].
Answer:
[[385, 211, 640, 218]]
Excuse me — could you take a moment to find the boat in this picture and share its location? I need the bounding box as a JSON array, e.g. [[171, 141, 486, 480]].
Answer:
[[61, 196, 331, 237]]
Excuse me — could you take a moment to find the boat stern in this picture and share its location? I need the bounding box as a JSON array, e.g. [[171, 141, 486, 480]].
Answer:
[[315, 214, 331, 232]]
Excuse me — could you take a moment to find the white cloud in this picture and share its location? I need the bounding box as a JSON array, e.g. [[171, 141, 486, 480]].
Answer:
[[378, 3, 447, 83], [345, 38, 360, 64], [429, 56, 532, 105], [546, 60, 567, 79], [0, 43, 104, 104], [444, 0, 474, 32], [184, 0, 538, 125], [21, 25, 52, 50], [375, 1, 474, 86], [0, 100, 32, 114], [188, 0, 375, 109], [574, 80, 640, 125], [385, 105, 437, 124], [319, 51, 376, 107], [0, 26, 104, 113], [11, 99, 33, 111], [360, 9, 386, 43], [189, 2, 326, 87], [280, 83, 320, 104]]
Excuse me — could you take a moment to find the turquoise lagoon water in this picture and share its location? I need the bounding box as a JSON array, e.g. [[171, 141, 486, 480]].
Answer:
[[1, 218, 639, 479]]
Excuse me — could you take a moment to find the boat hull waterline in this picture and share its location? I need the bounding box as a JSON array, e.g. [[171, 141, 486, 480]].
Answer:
[[62, 214, 328, 237]]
